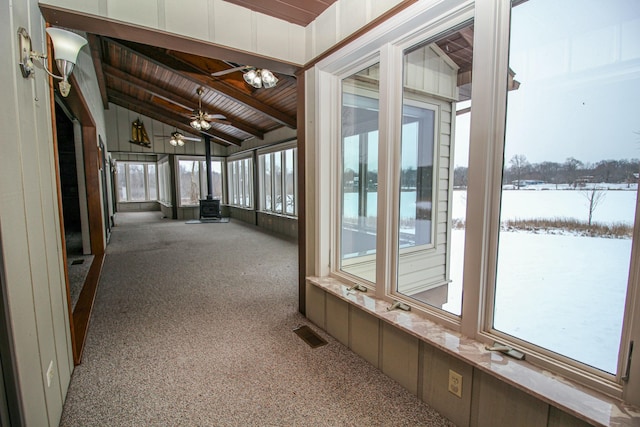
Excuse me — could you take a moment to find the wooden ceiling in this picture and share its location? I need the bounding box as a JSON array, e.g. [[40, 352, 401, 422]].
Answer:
[[89, 35, 298, 147], [67, 0, 339, 148], [223, 0, 338, 26]]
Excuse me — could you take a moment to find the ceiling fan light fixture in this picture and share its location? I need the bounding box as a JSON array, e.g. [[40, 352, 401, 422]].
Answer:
[[261, 69, 278, 88], [243, 69, 262, 89], [190, 88, 214, 131]]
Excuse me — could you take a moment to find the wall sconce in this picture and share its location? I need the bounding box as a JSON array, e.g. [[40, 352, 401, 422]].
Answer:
[[243, 68, 278, 89], [18, 27, 87, 97]]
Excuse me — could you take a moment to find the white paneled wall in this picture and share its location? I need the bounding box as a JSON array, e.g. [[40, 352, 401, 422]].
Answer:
[[39, 0, 404, 65], [105, 103, 229, 156], [0, 0, 74, 425]]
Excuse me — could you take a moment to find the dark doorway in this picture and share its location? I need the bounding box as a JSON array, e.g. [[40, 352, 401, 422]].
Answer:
[[55, 102, 84, 256]]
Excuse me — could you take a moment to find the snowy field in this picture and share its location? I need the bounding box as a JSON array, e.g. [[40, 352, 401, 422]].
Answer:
[[446, 186, 637, 373]]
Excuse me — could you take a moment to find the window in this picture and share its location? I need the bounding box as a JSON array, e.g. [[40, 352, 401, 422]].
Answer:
[[158, 157, 172, 206], [177, 157, 224, 207], [115, 162, 157, 202], [227, 156, 253, 209], [258, 145, 297, 216], [491, 0, 640, 376], [339, 63, 380, 285], [315, 0, 640, 399]]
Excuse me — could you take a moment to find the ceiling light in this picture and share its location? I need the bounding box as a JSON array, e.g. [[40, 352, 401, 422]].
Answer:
[[18, 27, 87, 97], [243, 68, 278, 89], [190, 88, 213, 131]]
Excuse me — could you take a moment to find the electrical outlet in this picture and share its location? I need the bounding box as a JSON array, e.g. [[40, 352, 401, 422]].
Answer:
[[448, 369, 463, 398], [46, 361, 54, 388]]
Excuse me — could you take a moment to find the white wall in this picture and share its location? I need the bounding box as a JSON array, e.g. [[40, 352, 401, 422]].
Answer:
[[105, 103, 228, 156], [0, 0, 74, 425], [38, 0, 405, 65]]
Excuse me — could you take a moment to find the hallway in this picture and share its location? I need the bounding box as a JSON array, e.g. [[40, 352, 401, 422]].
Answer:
[[60, 212, 453, 426]]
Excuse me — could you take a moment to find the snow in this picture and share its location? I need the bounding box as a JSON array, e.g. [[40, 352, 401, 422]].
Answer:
[[444, 187, 637, 374]]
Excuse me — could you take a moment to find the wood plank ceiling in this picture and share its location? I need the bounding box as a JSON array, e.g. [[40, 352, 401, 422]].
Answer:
[[90, 35, 298, 147], [84, 0, 340, 147]]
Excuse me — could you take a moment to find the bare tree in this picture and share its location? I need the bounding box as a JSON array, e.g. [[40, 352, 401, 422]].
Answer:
[[583, 187, 606, 226], [509, 154, 529, 189]]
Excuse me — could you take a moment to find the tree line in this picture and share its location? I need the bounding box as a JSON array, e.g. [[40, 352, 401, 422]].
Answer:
[[454, 156, 640, 188]]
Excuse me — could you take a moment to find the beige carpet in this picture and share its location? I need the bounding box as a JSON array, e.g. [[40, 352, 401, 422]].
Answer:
[[60, 212, 454, 426]]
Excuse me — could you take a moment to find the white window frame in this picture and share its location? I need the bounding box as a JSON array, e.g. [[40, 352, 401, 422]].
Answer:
[[227, 155, 254, 209], [258, 142, 298, 217], [157, 156, 172, 206], [312, 0, 640, 401], [115, 161, 157, 203], [176, 155, 225, 207]]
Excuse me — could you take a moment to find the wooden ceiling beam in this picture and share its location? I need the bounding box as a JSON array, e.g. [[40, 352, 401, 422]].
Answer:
[[102, 63, 264, 139], [110, 38, 297, 128], [109, 90, 242, 146], [87, 34, 109, 109]]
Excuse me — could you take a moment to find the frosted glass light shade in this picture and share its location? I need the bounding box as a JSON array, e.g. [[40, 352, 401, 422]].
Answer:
[[46, 28, 87, 64], [261, 69, 278, 88]]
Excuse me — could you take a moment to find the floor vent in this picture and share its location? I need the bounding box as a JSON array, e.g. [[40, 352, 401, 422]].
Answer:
[[293, 325, 327, 349], [71, 259, 85, 265]]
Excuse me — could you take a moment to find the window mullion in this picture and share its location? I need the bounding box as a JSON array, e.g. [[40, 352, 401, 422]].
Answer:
[[376, 43, 401, 301], [459, 0, 511, 340]]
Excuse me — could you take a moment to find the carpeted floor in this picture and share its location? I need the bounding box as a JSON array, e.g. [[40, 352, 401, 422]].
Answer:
[[60, 212, 455, 427]]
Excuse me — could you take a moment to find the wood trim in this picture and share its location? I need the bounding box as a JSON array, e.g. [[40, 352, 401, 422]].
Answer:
[[303, 0, 419, 71], [63, 74, 106, 364], [72, 253, 104, 364], [296, 71, 306, 315], [48, 29, 78, 364], [87, 34, 109, 109]]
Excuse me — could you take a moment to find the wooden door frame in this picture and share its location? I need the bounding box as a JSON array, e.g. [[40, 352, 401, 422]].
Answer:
[[51, 74, 106, 365]]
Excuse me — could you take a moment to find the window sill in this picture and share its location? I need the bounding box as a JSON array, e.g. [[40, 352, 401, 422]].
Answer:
[[306, 276, 640, 427]]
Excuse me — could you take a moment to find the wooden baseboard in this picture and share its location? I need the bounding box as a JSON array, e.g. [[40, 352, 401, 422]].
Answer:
[[72, 253, 104, 365]]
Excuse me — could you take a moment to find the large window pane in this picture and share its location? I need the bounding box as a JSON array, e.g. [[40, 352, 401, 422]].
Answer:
[[264, 155, 272, 210], [395, 25, 470, 315], [227, 158, 253, 209], [179, 160, 200, 206], [285, 149, 295, 215], [211, 160, 223, 199], [340, 63, 379, 284], [494, 0, 639, 374], [147, 164, 157, 200], [128, 164, 145, 201], [117, 163, 127, 201], [274, 153, 282, 212]]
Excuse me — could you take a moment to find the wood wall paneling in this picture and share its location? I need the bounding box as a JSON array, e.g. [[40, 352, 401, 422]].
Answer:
[[470, 370, 548, 427], [421, 344, 473, 427], [305, 283, 326, 328], [349, 308, 379, 368], [325, 293, 349, 346], [381, 322, 419, 396]]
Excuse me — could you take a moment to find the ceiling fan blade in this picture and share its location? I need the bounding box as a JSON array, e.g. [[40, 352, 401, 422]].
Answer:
[[211, 65, 252, 77], [208, 118, 231, 125], [204, 113, 226, 120], [182, 136, 201, 142]]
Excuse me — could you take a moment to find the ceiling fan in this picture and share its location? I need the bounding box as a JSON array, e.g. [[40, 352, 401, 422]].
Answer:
[[155, 131, 200, 147], [212, 65, 278, 89], [189, 88, 230, 130]]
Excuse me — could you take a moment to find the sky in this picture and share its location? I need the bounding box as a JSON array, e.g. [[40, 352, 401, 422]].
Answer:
[[454, 0, 640, 167]]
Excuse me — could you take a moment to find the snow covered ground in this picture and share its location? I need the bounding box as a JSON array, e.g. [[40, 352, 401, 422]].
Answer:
[[446, 186, 637, 373]]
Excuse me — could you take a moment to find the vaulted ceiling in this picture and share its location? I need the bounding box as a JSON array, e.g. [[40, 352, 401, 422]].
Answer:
[[89, 35, 299, 147], [42, 0, 339, 148]]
